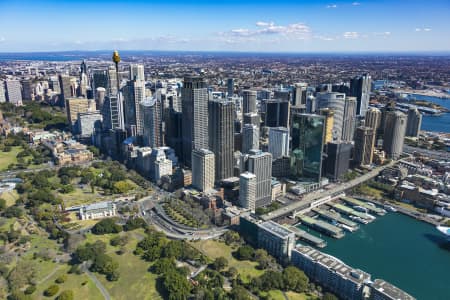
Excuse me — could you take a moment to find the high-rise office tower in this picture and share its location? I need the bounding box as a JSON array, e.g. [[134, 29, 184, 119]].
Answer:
[[65, 98, 90, 130], [165, 109, 183, 160], [316, 92, 345, 141], [247, 150, 272, 208], [20, 79, 33, 100], [264, 99, 290, 128], [140, 97, 162, 148], [383, 111, 407, 159], [123, 79, 145, 136], [354, 126, 375, 166], [78, 60, 89, 98], [208, 99, 235, 181], [242, 124, 259, 154], [239, 172, 257, 211], [406, 107, 422, 137], [292, 83, 308, 108], [95, 87, 106, 110], [319, 108, 334, 144], [350, 73, 371, 117], [324, 142, 352, 181], [365, 107, 382, 132], [243, 112, 260, 127], [192, 149, 215, 192], [92, 69, 109, 91], [58, 75, 73, 105], [268, 127, 289, 159], [181, 76, 208, 167], [306, 94, 316, 113], [0, 82, 6, 103], [4, 80, 23, 105], [274, 89, 292, 102], [342, 96, 357, 142], [78, 111, 102, 138], [129, 64, 145, 81], [227, 78, 234, 97], [242, 90, 257, 114], [103, 94, 124, 130], [290, 113, 325, 182], [49, 76, 61, 94]]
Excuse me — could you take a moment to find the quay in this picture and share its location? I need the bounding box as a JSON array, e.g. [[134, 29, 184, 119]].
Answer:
[[328, 203, 376, 223], [289, 225, 327, 248], [340, 196, 386, 216], [312, 208, 359, 231], [298, 215, 345, 239]]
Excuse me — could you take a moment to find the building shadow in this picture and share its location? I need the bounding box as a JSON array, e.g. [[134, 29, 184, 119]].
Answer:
[[424, 233, 450, 251]]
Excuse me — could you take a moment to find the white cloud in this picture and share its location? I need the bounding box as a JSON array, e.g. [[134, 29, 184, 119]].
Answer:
[[0, 37, 5, 43], [326, 4, 337, 8], [316, 35, 335, 41], [374, 31, 391, 37], [415, 28, 421, 32], [227, 22, 311, 39], [255, 21, 274, 27], [424, 28, 432, 32], [415, 27, 432, 32], [352, 2, 361, 6], [343, 31, 359, 39]]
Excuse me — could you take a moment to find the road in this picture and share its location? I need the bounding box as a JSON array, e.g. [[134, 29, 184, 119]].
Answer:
[[81, 263, 111, 300], [261, 160, 397, 221], [145, 210, 227, 240], [403, 145, 450, 160]]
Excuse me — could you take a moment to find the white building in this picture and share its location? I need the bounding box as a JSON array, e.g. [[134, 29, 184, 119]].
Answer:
[[79, 201, 116, 220], [5, 80, 23, 106], [268, 127, 289, 159], [192, 149, 215, 192], [155, 158, 173, 181], [239, 172, 257, 211], [242, 123, 259, 154]]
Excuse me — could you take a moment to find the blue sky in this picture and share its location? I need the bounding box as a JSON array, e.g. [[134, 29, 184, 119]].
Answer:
[[0, 0, 449, 52]]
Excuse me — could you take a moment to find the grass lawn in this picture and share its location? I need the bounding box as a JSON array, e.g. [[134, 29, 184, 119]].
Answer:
[[190, 239, 264, 283], [33, 265, 104, 300], [260, 290, 286, 300], [0, 146, 22, 170], [60, 186, 108, 207], [84, 230, 162, 300], [1, 189, 19, 207], [286, 291, 318, 300]]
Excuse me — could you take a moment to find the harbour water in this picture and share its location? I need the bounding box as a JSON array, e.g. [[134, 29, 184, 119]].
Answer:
[[406, 94, 450, 133], [320, 212, 450, 300]]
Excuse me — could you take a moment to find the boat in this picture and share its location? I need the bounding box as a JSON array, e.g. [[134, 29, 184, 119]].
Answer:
[[384, 205, 397, 212], [366, 202, 376, 207], [436, 226, 450, 239], [349, 215, 369, 225], [340, 224, 357, 233], [354, 206, 369, 213]]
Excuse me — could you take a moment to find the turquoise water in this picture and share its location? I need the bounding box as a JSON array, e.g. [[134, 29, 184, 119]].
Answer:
[[319, 213, 450, 300]]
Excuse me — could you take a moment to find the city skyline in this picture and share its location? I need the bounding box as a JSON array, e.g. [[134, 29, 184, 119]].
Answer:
[[0, 0, 449, 53]]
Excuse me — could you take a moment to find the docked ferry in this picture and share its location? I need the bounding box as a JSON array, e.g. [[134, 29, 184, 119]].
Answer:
[[436, 226, 450, 239]]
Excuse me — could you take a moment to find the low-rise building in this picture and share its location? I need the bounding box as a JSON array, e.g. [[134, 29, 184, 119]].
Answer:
[[291, 246, 371, 300], [257, 220, 296, 259], [79, 201, 117, 220], [369, 279, 415, 300]]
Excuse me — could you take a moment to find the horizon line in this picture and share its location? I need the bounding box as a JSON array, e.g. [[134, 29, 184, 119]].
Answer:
[[1, 49, 450, 55]]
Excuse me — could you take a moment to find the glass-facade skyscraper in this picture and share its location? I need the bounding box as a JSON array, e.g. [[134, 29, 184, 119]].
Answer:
[[290, 113, 325, 182]]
